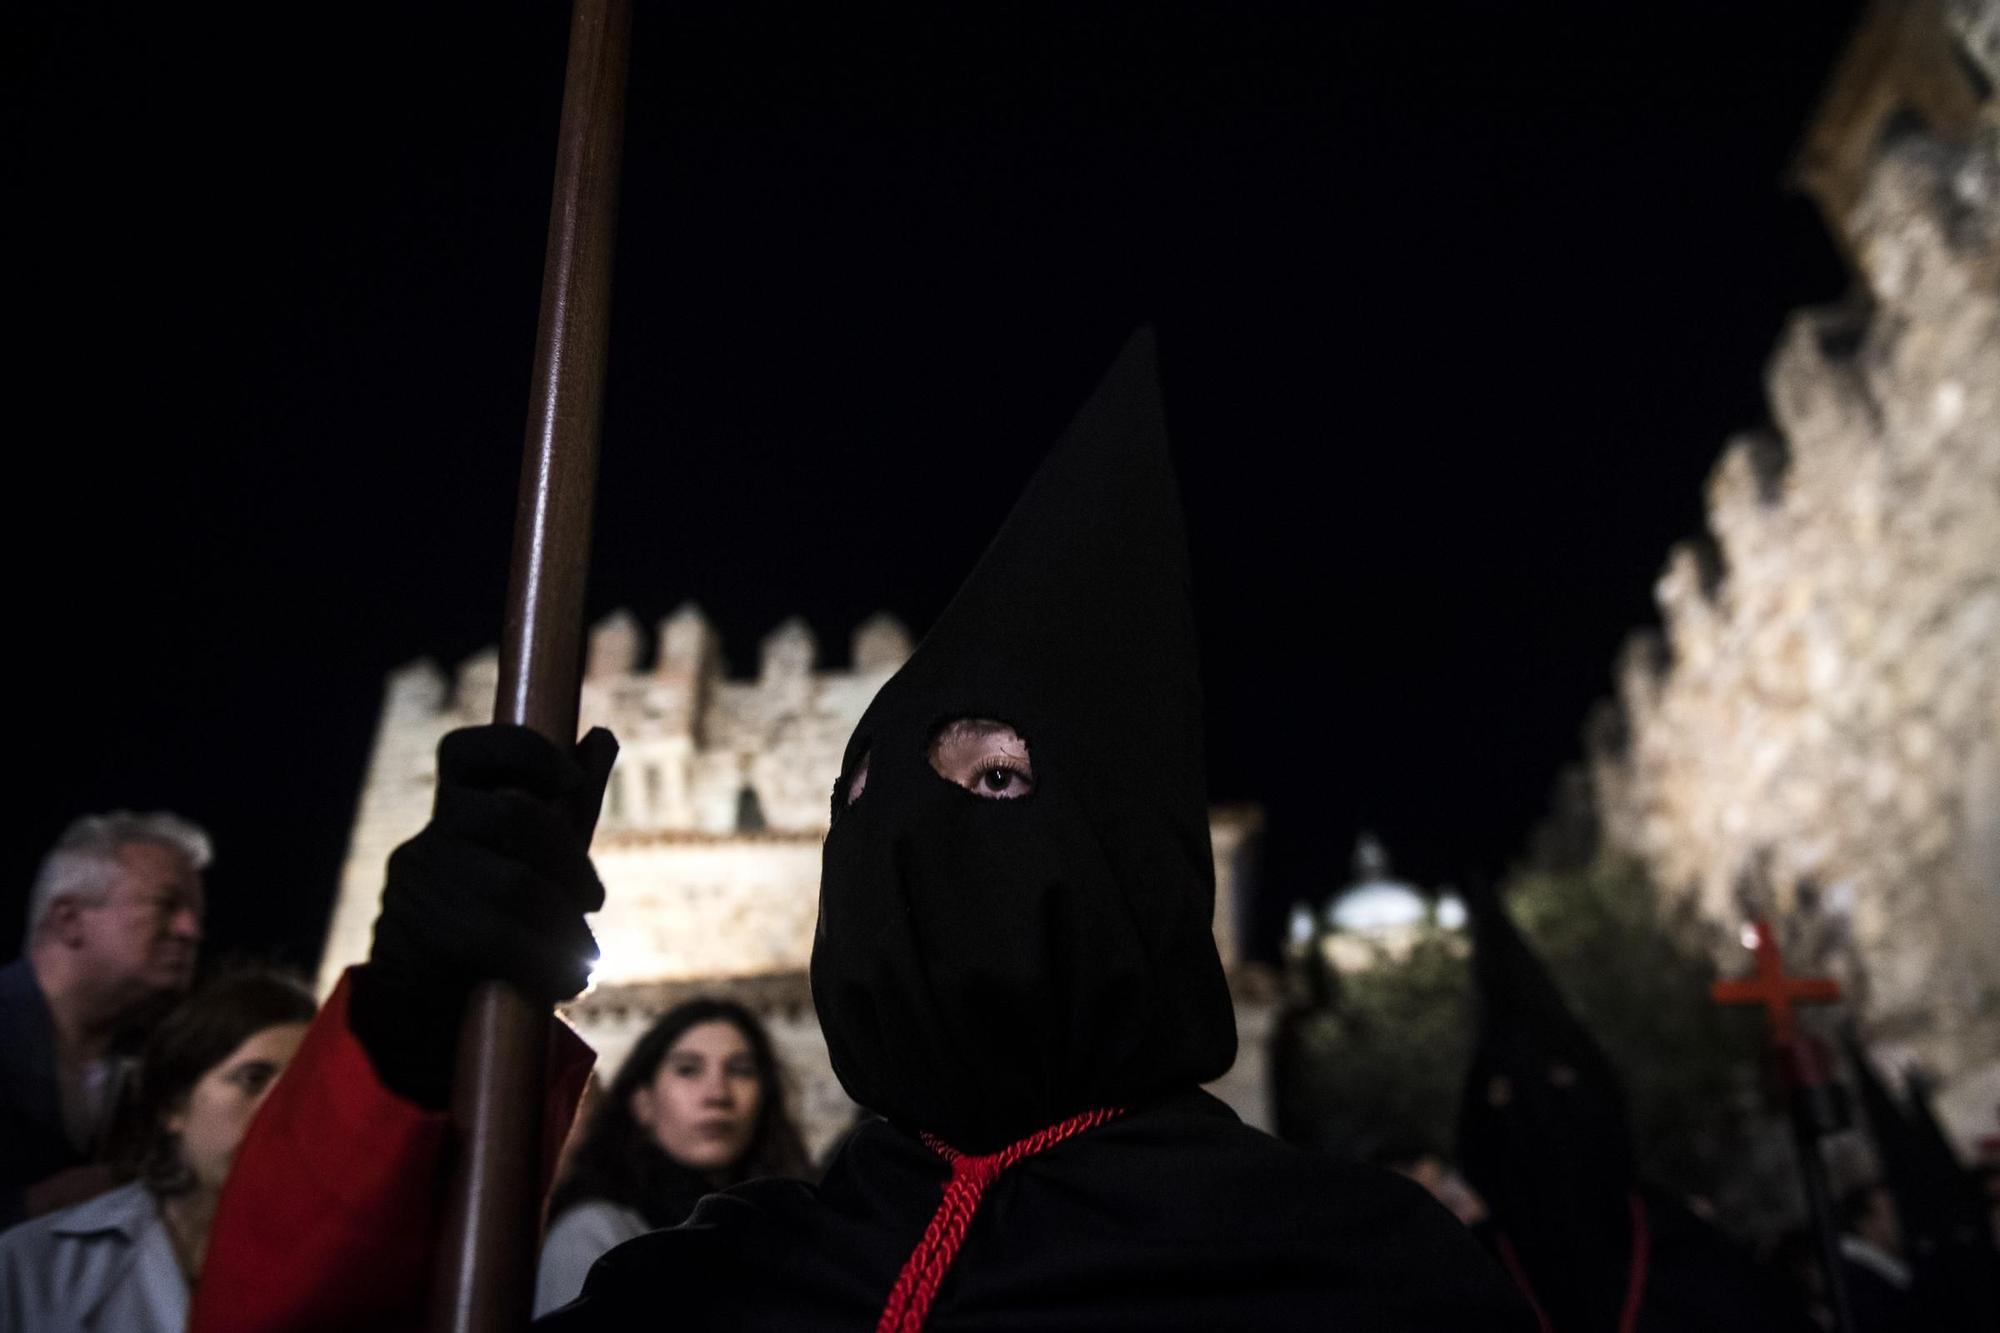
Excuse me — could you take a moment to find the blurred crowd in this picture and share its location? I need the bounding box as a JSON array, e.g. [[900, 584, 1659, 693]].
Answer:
[[0, 811, 824, 1331]]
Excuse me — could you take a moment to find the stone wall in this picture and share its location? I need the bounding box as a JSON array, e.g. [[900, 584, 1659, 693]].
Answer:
[[318, 605, 905, 991], [1590, 2, 2000, 1149]]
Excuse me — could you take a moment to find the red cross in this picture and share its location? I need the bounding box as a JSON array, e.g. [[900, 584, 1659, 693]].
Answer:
[[1711, 916, 1841, 1049]]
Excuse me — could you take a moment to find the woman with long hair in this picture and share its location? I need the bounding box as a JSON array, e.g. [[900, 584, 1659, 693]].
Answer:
[[534, 997, 809, 1316], [0, 968, 315, 1331]]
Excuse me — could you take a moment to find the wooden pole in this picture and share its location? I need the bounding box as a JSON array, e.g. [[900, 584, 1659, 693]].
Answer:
[[432, 2, 632, 1329]]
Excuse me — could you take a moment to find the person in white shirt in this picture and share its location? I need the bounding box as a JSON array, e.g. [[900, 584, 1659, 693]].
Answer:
[[0, 970, 314, 1332], [534, 998, 809, 1316]]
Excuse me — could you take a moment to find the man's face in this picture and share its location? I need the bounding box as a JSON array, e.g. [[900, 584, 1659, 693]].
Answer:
[[75, 842, 204, 1001]]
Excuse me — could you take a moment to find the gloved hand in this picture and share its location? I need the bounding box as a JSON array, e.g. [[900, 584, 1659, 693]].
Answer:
[[349, 723, 618, 1107]]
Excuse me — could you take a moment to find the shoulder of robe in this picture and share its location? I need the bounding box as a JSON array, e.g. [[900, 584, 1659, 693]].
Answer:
[[535, 1179, 823, 1331], [1633, 1186, 1816, 1332], [535, 1220, 724, 1330], [1066, 1092, 1538, 1328], [545, 1198, 648, 1246], [1295, 1169, 1541, 1327]]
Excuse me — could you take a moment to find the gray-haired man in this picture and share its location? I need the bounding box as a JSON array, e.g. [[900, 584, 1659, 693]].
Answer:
[[1, 812, 208, 1226]]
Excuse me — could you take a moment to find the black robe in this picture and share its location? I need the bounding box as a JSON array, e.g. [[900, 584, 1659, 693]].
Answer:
[[548, 1090, 1530, 1330], [1844, 1032, 2000, 1332]]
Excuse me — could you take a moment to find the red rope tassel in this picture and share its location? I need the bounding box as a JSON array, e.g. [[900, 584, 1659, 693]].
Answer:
[[1493, 1233, 1555, 1333], [1616, 1191, 1650, 1333], [874, 1107, 1124, 1333]]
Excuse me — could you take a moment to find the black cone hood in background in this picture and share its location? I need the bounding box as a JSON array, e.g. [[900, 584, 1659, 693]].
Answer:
[[810, 328, 1237, 1154], [1458, 879, 1632, 1140], [1457, 880, 1636, 1328], [1844, 1029, 2000, 1330]]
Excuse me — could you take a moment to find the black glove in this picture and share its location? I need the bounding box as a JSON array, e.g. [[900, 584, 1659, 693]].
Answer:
[[350, 723, 618, 1107]]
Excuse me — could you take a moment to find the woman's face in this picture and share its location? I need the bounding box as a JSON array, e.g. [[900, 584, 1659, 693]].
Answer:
[[166, 1022, 309, 1194], [630, 1019, 763, 1173]]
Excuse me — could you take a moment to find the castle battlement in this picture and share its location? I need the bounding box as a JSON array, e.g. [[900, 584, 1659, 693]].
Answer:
[[319, 609, 911, 990], [1589, 0, 2000, 1149], [411, 606, 916, 839]]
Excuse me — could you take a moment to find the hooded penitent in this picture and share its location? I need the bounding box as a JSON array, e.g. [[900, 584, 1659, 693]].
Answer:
[[541, 330, 1532, 1331], [1457, 881, 1638, 1329], [811, 326, 1237, 1154], [1453, 889, 1814, 1333]]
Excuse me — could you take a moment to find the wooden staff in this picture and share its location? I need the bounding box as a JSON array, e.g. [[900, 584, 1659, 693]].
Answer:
[[432, 2, 633, 1328]]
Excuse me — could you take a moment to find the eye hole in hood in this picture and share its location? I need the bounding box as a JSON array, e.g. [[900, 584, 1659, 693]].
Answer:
[[841, 751, 870, 810], [928, 718, 1034, 800]]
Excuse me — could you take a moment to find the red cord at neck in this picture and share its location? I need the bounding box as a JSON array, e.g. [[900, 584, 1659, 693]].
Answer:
[[874, 1107, 1125, 1333], [1494, 1191, 1651, 1333]]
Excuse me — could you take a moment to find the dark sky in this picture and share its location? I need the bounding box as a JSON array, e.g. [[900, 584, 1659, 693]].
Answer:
[[5, 2, 1860, 968]]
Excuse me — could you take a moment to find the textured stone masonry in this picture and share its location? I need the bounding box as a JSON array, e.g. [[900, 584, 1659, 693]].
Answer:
[[1591, 2, 2000, 1150]]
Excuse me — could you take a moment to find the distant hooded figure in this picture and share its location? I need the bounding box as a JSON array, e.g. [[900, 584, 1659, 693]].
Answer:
[[1456, 883, 1807, 1333], [191, 330, 1532, 1332], [1843, 1030, 2000, 1333]]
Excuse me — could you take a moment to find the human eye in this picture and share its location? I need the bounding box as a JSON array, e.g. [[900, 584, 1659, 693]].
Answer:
[[970, 757, 1033, 798], [230, 1062, 279, 1095], [928, 719, 1035, 800]]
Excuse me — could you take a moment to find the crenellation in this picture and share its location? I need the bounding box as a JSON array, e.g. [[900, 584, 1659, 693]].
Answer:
[[658, 602, 720, 679], [326, 613, 915, 983], [1658, 539, 1721, 623], [1612, 627, 1669, 717], [454, 648, 499, 718], [851, 612, 913, 672], [1705, 434, 1782, 577], [587, 609, 644, 679], [759, 616, 817, 682], [1768, 307, 1880, 457], [384, 658, 447, 717]]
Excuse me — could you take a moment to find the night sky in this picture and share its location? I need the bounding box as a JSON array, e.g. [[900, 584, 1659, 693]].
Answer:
[[6, 2, 1861, 968]]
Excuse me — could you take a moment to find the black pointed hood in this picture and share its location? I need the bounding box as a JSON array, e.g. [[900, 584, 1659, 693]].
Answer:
[[1845, 1030, 2000, 1326], [1456, 880, 1635, 1326], [810, 329, 1236, 1154], [1845, 1029, 1932, 1237], [1460, 879, 1626, 1100]]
